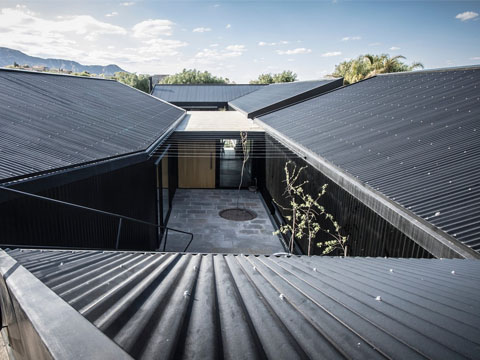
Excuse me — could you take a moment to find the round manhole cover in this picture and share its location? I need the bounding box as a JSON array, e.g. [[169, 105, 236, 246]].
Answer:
[[219, 208, 257, 221]]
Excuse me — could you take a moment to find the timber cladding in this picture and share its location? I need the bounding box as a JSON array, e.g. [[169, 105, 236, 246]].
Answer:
[[178, 141, 216, 189]]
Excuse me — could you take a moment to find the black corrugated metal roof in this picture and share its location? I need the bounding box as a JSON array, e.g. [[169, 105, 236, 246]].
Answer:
[[257, 67, 480, 253], [0, 69, 185, 182], [151, 84, 264, 104], [6, 248, 480, 359], [229, 79, 343, 118]]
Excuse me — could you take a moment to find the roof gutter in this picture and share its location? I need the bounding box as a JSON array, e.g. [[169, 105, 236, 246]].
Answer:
[[146, 111, 187, 155], [255, 119, 480, 259], [1, 104, 186, 193], [0, 250, 132, 359]]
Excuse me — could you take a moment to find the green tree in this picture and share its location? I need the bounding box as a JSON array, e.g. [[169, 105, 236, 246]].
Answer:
[[114, 72, 150, 93], [73, 71, 93, 77], [250, 70, 297, 84], [331, 54, 424, 85], [273, 161, 348, 256], [161, 69, 230, 84]]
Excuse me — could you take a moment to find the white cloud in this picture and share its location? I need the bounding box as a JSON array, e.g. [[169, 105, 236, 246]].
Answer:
[[390, 46, 400, 50], [132, 19, 174, 38], [105, 11, 118, 17], [0, 5, 189, 74], [226, 44, 245, 51], [132, 38, 187, 59], [226, 24, 231, 29], [14, 4, 34, 15], [258, 40, 289, 46], [0, 6, 127, 50], [276, 47, 311, 55], [455, 11, 478, 21], [341, 36, 361, 41], [120, 2, 135, 6], [194, 44, 246, 63], [369, 42, 381, 46], [470, 56, 480, 60], [210, 43, 219, 47], [213, 4, 220, 8], [193, 27, 211, 33], [321, 51, 342, 57]]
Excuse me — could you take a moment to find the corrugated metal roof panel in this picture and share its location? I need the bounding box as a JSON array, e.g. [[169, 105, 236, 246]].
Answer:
[[7, 248, 480, 359], [0, 69, 185, 182], [151, 84, 264, 104], [229, 79, 343, 118], [257, 68, 480, 253]]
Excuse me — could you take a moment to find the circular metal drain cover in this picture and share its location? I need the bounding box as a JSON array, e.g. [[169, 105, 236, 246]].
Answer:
[[219, 208, 257, 221]]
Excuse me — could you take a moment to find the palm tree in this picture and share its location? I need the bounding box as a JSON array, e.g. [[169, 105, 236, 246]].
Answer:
[[331, 54, 424, 85]]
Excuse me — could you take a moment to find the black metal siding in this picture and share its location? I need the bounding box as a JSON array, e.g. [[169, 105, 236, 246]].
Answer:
[[258, 68, 480, 253], [0, 69, 185, 182], [264, 135, 432, 258], [0, 161, 157, 250], [151, 84, 264, 104], [7, 248, 480, 360]]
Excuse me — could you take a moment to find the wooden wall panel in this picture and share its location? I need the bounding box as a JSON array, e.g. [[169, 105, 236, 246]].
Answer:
[[162, 157, 168, 188], [178, 141, 215, 188]]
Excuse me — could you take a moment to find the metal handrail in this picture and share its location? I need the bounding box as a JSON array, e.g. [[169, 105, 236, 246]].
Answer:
[[0, 186, 194, 252]]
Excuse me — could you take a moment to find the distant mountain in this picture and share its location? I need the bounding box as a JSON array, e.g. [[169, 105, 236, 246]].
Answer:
[[0, 47, 126, 76]]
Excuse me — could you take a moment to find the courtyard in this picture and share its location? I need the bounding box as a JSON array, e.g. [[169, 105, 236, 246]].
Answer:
[[163, 189, 285, 254]]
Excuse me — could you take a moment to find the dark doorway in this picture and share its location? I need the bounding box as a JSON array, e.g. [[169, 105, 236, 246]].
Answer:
[[219, 139, 252, 188]]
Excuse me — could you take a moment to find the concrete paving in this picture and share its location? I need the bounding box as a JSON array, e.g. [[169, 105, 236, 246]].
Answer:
[[163, 189, 285, 254]]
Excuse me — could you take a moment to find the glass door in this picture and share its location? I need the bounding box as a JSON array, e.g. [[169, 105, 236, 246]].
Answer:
[[219, 138, 252, 188]]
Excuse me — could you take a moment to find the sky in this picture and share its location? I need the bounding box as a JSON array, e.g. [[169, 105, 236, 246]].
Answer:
[[0, 0, 479, 83]]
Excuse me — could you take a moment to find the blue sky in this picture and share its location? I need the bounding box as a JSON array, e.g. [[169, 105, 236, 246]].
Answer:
[[0, 0, 479, 82]]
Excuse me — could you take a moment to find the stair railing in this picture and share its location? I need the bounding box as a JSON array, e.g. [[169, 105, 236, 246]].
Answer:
[[0, 186, 194, 252]]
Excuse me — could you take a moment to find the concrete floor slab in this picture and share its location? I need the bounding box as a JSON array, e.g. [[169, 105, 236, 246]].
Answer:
[[163, 189, 285, 254]]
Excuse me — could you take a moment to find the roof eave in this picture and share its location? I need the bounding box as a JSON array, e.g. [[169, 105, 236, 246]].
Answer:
[[255, 118, 480, 259]]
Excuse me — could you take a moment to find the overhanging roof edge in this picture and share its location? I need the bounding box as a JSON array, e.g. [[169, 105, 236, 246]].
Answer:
[[0, 249, 132, 359], [246, 78, 345, 118], [228, 78, 345, 118], [228, 101, 248, 115], [145, 111, 187, 155], [254, 118, 480, 259]]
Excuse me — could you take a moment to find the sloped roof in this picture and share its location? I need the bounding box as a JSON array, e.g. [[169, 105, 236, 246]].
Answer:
[[151, 84, 264, 104], [257, 67, 480, 253], [5, 248, 480, 359], [229, 79, 343, 118], [0, 69, 185, 182]]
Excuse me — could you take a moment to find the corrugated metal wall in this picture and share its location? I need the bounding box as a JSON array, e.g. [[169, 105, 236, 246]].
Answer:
[[264, 135, 433, 258], [151, 84, 264, 103], [0, 161, 157, 250]]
